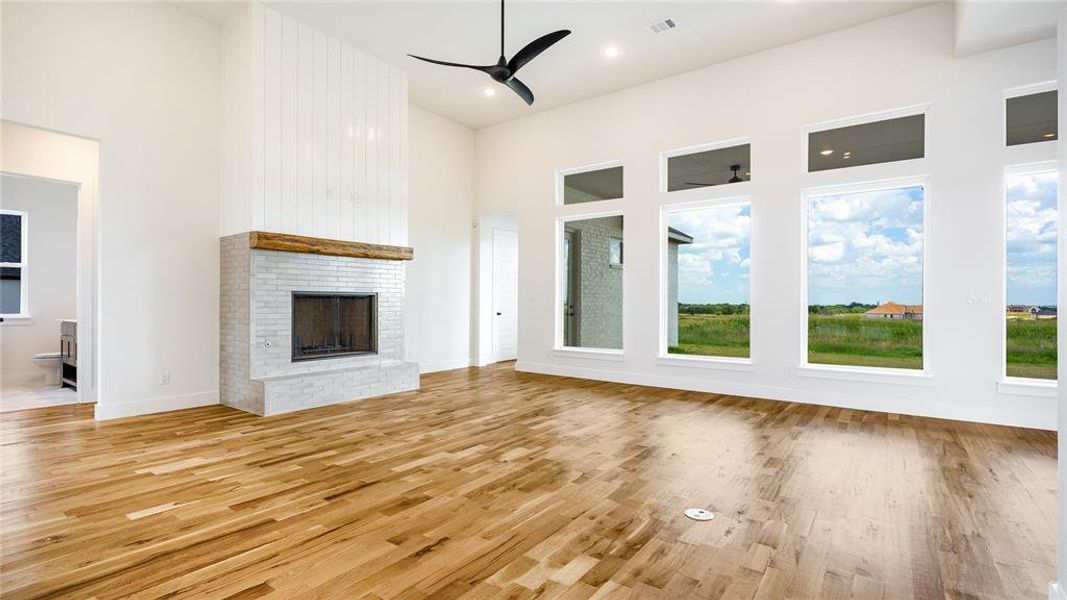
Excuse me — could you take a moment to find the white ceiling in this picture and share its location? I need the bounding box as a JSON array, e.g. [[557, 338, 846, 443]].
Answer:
[[954, 0, 1061, 56], [180, 1, 1007, 130]]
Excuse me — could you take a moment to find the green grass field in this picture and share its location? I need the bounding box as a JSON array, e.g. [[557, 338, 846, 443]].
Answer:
[[672, 312, 1057, 378]]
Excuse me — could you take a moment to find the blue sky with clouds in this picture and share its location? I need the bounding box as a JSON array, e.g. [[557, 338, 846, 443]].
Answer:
[[807, 186, 924, 306], [1006, 172, 1058, 306], [669, 203, 751, 304]]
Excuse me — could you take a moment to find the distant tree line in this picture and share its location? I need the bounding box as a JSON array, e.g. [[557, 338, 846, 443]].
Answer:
[[679, 303, 750, 315], [807, 302, 877, 315]]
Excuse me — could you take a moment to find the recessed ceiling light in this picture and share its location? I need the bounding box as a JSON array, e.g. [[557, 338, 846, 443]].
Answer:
[[483, 87, 496, 97], [1044, 132, 1056, 138], [819, 149, 834, 156], [603, 45, 620, 59]]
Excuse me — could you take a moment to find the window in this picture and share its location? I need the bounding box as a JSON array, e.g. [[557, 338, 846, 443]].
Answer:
[[1005, 169, 1058, 380], [664, 201, 751, 358], [805, 182, 925, 370], [807, 112, 925, 172], [609, 237, 623, 267], [665, 143, 751, 192], [560, 164, 623, 205], [559, 215, 624, 349], [0, 210, 28, 318], [1006, 89, 1058, 146]]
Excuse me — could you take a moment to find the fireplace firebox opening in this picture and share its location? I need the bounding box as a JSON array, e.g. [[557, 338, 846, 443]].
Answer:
[[291, 292, 377, 361]]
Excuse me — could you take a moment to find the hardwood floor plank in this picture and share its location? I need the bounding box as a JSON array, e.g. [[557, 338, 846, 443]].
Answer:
[[0, 364, 1056, 599]]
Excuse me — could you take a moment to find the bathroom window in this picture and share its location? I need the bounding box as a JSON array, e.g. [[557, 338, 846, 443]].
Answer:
[[0, 210, 29, 318]]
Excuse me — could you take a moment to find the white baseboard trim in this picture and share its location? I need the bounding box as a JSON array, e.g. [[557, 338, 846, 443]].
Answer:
[[94, 390, 219, 421], [514, 360, 1056, 431], [1051, 582, 1067, 600], [419, 358, 474, 374]]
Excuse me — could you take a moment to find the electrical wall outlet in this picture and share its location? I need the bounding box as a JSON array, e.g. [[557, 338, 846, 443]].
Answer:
[[968, 292, 991, 305], [160, 370, 171, 386]]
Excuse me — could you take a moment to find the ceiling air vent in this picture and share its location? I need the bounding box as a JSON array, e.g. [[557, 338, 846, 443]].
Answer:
[[648, 18, 677, 34]]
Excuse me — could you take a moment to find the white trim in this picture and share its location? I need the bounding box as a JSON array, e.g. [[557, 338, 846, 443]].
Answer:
[[659, 196, 753, 364], [94, 390, 219, 421], [795, 363, 934, 386], [0, 209, 30, 319], [656, 355, 755, 372], [802, 103, 930, 175], [555, 210, 626, 354], [1001, 161, 1059, 383], [1050, 581, 1067, 600], [550, 347, 625, 361], [998, 377, 1057, 398], [659, 136, 751, 193], [555, 159, 624, 207], [419, 358, 473, 374], [514, 360, 1052, 430], [799, 175, 931, 377]]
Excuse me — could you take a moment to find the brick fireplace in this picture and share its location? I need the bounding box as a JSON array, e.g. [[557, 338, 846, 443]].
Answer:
[[220, 232, 419, 416]]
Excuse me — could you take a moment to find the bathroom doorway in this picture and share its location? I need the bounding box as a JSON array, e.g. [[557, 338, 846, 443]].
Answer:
[[0, 121, 99, 411]]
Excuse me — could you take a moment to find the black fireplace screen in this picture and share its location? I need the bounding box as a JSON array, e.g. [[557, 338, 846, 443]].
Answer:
[[291, 292, 377, 361]]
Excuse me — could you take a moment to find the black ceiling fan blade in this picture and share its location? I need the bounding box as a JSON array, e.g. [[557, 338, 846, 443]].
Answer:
[[504, 77, 534, 105], [506, 30, 571, 74], [407, 54, 493, 73]]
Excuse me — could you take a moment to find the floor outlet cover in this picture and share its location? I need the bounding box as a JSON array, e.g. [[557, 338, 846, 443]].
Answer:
[[684, 508, 714, 521]]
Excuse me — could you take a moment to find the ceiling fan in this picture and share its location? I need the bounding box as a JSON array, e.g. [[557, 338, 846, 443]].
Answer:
[[686, 164, 745, 187], [407, 0, 570, 105]]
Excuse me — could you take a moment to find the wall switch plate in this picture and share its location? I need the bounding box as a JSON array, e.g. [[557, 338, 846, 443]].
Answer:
[[160, 371, 171, 386], [968, 292, 991, 305]]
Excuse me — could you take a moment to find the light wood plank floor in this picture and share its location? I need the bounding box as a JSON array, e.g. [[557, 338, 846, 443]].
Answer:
[[0, 364, 1057, 599]]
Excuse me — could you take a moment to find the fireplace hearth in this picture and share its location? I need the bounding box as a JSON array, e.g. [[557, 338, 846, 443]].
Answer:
[[292, 292, 377, 361]]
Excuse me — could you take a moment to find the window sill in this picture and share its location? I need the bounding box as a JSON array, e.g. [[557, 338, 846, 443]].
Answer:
[[657, 354, 755, 372], [0, 316, 32, 326], [551, 347, 625, 361], [794, 363, 934, 386], [996, 378, 1057, 398]]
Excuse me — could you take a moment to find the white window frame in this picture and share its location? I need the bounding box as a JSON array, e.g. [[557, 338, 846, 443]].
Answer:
[[998, 160, 1059, 394], [553, 210, 625, 359], [1003, 80, 1058, 148], [802, 104, 930, 176], [0, 209, 29, 320], [659, 137, 752, 194], [798, 175, 933, 384], [657, 196, 755, 371], [555, 160, 624, 207]]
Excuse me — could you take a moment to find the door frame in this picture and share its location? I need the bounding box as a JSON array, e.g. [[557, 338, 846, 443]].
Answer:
[[491, 227, 518, 362]]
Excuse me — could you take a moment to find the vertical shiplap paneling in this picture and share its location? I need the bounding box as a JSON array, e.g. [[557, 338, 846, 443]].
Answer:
[[263, 7, 282, 232], [245, 6, 406, 245], [250, 3, 265, 231], [398, 70, 408, 246], [378, 60, 391, 245], [339, 44, 354, 241], [279, 15, 298, 233], [364, 54, 380, 244], [312, 31, 328, 238], [297, 22, 314, 234], [326, 37, 341, 240], [353, 50, 367, 243]]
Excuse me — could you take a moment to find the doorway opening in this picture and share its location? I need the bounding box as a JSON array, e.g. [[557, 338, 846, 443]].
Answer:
[[0, 121, 99, 412]]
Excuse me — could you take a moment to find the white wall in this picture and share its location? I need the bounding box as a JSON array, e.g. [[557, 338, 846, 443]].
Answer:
[[406, 106, 475, 373], [221, 4, 409, 246], [1055, 4, 1066, 597], [0, 176, 78, 384], [2, 3, 221, 419], [474, 4, 1060, 429]]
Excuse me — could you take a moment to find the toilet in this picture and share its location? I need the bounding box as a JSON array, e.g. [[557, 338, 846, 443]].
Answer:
[[32, 352, 62, 386]]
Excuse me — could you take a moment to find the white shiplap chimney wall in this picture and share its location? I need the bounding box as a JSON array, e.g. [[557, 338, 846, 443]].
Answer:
[[221, 3, 408, 246]]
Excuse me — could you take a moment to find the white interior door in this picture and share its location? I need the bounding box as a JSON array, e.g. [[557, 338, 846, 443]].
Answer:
[[492, 228, 518, 362]]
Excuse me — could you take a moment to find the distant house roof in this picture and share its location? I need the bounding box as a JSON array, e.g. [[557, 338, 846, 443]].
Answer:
[[866, 301, 923, 315], [667, 227, 693, 244]]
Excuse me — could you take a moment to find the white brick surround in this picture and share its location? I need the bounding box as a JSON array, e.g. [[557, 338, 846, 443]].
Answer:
[[220, 233, 419, 415]]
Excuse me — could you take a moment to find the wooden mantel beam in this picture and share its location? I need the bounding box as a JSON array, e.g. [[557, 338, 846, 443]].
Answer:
[[248, 231, 414, 261]]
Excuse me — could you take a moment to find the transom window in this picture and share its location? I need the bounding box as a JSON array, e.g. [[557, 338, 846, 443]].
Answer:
[[664, 142, 751, 192], [559, 163, 623, 205], [1005, 88, 1058, 146], [807, 112, 925, 172]]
